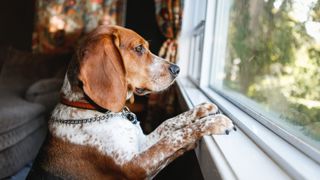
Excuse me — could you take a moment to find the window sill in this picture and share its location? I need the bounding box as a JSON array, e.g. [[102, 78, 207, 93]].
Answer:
[[176, 77, 320, 180]]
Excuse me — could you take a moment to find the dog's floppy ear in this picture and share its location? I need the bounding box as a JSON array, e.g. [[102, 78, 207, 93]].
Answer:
[[78, 32, 127, 112]]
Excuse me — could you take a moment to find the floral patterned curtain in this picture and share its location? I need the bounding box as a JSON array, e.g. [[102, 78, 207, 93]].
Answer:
[[154, 0, 184, 62], [32, 0, 126, 53]]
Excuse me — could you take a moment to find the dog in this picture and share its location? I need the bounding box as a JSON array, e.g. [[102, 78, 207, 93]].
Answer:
[[27, 25, 236, 180]]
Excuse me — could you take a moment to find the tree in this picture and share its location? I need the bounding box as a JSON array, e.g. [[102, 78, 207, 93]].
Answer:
[[224, 0, 320, 140]]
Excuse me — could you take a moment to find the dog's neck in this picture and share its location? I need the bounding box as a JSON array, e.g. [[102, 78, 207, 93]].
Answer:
[[61, 75, 85, 102], [51, 75, 104, 121], [60, 74, 133, 110], [60, 74, 88, 103]]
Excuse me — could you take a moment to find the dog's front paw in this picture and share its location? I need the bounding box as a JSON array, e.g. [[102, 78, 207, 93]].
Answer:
[[200, 114, 236, 135], [193, 102, 219, 119]]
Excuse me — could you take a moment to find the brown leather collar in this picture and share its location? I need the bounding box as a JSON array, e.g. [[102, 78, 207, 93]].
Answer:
[[60, 94, 97, 110]]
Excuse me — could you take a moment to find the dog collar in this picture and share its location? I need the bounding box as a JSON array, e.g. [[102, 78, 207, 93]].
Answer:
[[51, 106, 138, 125], [60, 94, 97, 110]]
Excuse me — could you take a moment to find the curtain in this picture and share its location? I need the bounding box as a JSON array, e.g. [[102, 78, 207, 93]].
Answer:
[[144, 0, 184, 133], [32, 0, 126, 54], [154, 0, 184, 62]]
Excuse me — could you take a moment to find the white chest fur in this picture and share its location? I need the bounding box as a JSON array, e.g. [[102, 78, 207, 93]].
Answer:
[[50, 104, 147, 165]]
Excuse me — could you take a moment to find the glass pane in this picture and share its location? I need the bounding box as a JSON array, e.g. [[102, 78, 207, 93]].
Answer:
[[217, 0, 320, 150]]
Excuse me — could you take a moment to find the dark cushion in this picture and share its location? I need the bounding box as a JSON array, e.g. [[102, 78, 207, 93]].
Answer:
[[0, 47, 68, 179], [0, 91, 46, 133], [0, 126, 47, 179], [0, 47, 69, 94], [0, 116, 45, 151], [25, 78, 63, 110]]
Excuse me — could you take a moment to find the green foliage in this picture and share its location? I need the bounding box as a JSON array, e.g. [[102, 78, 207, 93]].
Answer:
[[305, 122, 320, 141], [225, 0, 320, 141]]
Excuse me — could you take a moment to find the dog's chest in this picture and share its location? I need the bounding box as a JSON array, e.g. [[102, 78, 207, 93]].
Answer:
[[50, 116, 146, 165]]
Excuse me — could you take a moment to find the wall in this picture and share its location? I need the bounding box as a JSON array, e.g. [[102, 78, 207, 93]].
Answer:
[[0, 0, 35, 51]]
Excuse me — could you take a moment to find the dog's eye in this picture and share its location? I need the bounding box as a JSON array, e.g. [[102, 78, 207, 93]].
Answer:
[[134, 45, 145, 55]]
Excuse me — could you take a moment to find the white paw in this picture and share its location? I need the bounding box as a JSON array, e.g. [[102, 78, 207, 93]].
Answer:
[[193, 102, 219, 119], [201, 114, 236, 135]]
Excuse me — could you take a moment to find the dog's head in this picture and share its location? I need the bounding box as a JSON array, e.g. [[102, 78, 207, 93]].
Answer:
[[73, 25, 179, 112]]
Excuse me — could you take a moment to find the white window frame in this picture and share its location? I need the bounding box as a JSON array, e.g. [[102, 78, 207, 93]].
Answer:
[[177, 0, 320, 179], [187, 0, 207, 83]]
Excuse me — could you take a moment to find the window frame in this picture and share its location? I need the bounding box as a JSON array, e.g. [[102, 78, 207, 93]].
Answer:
[[187, 0, 207, 84], [177, 0, 320, 179], [188, 20, 205, 83]]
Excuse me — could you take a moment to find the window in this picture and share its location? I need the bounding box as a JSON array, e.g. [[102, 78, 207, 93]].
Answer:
[[187, 0, 320, 164], [188, 0, 207, 83]]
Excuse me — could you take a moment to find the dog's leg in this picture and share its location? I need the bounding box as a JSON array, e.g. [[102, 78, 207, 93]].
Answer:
[[146, 103, 219, 143], [125, 114, 235, 179]]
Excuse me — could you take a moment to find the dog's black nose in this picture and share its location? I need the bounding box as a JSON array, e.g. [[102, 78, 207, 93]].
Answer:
[[169, 64, 180, 76]]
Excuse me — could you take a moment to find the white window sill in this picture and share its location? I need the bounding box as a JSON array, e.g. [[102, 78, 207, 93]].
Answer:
[[176, 77, 320, 180]]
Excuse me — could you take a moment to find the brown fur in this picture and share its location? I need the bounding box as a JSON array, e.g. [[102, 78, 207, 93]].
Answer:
[[41, 136, 146, 180], [78, 34, 127, 112], [75, 25, 174, 112]]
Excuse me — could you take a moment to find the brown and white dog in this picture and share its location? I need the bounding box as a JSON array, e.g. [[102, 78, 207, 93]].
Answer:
[[27, 25, 235, 180]]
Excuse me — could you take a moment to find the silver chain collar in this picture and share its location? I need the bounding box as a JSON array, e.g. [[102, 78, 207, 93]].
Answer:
[[51, 106, 138, 125]]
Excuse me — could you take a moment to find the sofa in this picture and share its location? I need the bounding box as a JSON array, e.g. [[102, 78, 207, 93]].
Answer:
[[0, 47, 70, 179]]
